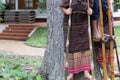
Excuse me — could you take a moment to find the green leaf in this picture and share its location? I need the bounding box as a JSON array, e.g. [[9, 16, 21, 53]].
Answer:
[[13, 65, 20, 70], [14, 76, 21, 80], [9, 78, 14, 80], [0, 17, 3, 22], [34, 75, 43, 80], [0, 74, 3, 78], [10, 70, 19, 75], [2, 73, 10, 78]]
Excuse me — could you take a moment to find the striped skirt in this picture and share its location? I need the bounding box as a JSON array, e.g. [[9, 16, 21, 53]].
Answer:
[[64, 50, 91, 74]]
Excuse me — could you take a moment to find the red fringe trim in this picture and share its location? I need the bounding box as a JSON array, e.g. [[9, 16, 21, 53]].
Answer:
[[97, 56, 114, 63]]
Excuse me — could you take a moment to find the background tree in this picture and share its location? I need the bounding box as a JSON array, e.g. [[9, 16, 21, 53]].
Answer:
[[0, 0, 5, 22], [0, 0, 5, 12], [38, 0, 46, 13], [114, 0, 120, 11], [38, 0, 103, 79]]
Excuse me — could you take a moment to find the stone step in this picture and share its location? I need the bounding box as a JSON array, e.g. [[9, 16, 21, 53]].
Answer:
[[6, 27, 34, 30], [3, 29, 31, 33], [0, 23, 43, 41], [0, 35, 27, 41], [0, 33, 28, 37], [9, 24, 37, 27]]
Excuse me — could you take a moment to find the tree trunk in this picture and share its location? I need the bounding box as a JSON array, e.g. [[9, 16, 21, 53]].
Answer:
[[93, 45, 103, 80], [39, 0, 64, 80], [38, 0, 103, 80]]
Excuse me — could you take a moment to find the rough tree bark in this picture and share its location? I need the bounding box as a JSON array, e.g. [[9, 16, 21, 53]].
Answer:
[[39, 0, 64, 80], [93, 45, 103, 80], [38, 0, 102, 80]]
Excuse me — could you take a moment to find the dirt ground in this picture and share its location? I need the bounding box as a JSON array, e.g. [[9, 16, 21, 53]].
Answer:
[[0, 40, 45, 57]]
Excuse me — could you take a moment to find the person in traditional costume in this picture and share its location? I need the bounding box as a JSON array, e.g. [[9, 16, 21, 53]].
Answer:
[[91, 0, 120, 77], [60, 0, 93, 80]]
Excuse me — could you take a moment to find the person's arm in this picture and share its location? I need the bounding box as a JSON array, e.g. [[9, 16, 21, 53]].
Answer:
[[60, 7, 72, 15]]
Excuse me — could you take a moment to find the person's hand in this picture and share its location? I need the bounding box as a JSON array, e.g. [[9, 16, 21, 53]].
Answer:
[[65, 8, 72, 15], [87, 8, 92, 15]]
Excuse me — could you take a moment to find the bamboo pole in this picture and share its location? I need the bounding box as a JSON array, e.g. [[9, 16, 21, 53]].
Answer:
[[87, 0, 95, 79], [106, 0, 114, 79], [98, 0, 107, 80], [65, 0, 72, 80]]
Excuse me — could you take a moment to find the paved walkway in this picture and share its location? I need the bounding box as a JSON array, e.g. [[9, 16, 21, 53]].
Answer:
[[0, 40, 45, 57], [114, 21, 120, 26], [0, 22, 47, 57]]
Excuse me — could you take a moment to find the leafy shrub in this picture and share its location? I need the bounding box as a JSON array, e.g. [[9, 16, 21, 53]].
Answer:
[[37, 0, 46, 13], [114, 0, 120, 11], [34, 75, 43, 80], [0, 64, 43, 80], [0, 17, 3, 22], [0, 0, 5, 12], [0, 54, 43, 80], [0, 65, 28, 80], [0, 0, 5, 22]]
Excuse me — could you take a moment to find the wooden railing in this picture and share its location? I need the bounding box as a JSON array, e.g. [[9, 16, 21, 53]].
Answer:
[[2, 10, 36, 23]]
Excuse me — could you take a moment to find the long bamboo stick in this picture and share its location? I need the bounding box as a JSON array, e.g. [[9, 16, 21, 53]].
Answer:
[[106, 0, 114, 79], [87, 0, 95, 79], [98, 0, 107, 79], [65, 0, 72, 80]]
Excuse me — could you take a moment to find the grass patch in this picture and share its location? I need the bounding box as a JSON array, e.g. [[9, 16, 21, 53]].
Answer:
[[25, 27, 47, 48], [0, 53, 43, 80], [114, 26, 120, 51], [114, 26, 120, 44]]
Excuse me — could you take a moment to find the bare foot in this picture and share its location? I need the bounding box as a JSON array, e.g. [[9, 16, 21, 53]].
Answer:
[[114, 71, 120, 77], [67, 73, 73, 80], [84, 71, 93, 80], [108, 71, 120, 77], [92, 20, 101, 40], [62, 74, 73, 80], [107, 64, 120, 77]]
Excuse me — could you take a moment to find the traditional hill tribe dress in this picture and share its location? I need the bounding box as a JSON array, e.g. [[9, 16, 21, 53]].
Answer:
[[60, 0, 93, 74], [96, 13, 116, 63], [91, 0, 116, 63]]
